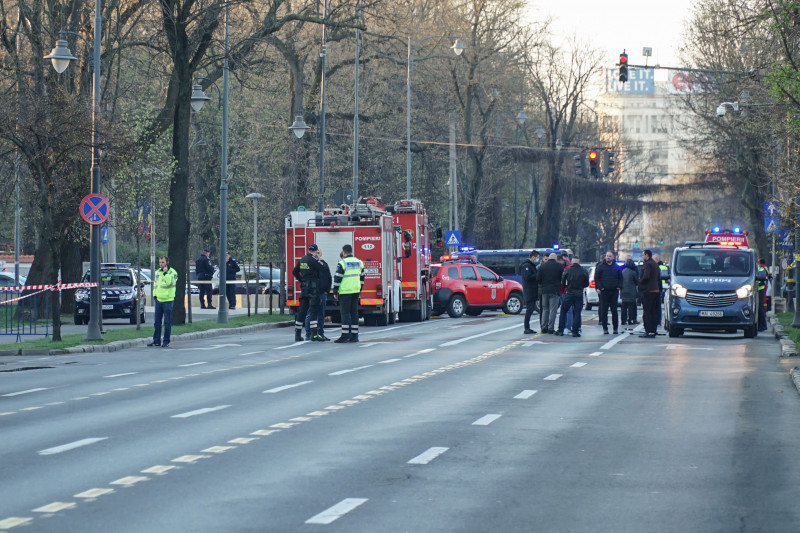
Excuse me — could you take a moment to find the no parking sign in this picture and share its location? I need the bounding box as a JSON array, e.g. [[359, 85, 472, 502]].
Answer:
[[80, 194, 109, 225]]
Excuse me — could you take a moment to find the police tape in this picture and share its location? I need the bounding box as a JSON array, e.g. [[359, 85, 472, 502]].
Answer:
[[0, 282, 99, 305]]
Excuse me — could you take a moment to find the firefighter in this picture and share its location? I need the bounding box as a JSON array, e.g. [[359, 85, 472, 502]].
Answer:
[[333, 244, 365, 343], [292, 243, 327, 342]]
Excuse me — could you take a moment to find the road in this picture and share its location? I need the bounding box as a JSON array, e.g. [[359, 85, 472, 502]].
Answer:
[[2, 312, 800, 532]]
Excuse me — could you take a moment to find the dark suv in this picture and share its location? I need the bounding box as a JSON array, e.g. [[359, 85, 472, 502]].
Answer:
[[431, 255, 524, 318], [74, 263, 146, 325]]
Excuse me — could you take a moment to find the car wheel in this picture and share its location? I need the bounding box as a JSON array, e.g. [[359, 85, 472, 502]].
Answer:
[[743, 324, 756, 338], [667, 323, 682, 337], [74, 315, 82, 325], [447, 295, 466, 318], [503, 292, 523, 315]]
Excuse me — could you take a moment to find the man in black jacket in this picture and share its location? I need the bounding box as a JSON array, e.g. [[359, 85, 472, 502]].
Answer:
[[594, 250, 623, 334], [304, 247, 332, 341], [195, 248, 215, 309], [292, 244, 326, 342], [521, 250, 540, 334], [537, 253, 564, 333], [556, 261, 590, 337]]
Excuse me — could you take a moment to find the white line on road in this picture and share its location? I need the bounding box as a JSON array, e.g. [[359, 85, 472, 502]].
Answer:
[[171, 405, 230, 418], [38, 437, 108, 455], [179, 362, 208, 367], [404, 348, 435, 358], [544, 374, 563, 381], [378, 359, 401, 364], [329, 365, 374, 376], [571, 362, 587, 368], [521, 341, 548, 346], [240, 351, 266, 356], [359, 342, 391, 347], [514, 390, 538, 399], [439, 323, 521, 347], [103, 372, 138, 378], [472, 414, 502, 426], [178, 343, 242, 351], [305, 498, 369, 525], [589, 351, 603, 356], [408, 447, 449, 464], [274, 341, 308, 350], [263, 381, 313, 393], [600, 333, 629, 350], [3, 388, 48, 397]]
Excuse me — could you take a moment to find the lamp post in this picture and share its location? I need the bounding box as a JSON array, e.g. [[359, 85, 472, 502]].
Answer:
[[191, 2, 230, 324], [406, 35, 465, 200], [45, 3, 103, 341], [513, 109, 527, 248], [246, 192, 264, 313]]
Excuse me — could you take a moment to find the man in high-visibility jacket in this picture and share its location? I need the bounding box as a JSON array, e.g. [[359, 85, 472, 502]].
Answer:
[[758, 259, 769, 331], [149, 256, 178, 348], [333, 244, 365, 343]]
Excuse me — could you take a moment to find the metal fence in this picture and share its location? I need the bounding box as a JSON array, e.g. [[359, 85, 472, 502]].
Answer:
[[0, 282, 96, 341]]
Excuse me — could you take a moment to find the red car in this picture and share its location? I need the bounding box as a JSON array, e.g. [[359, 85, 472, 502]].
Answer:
[[431, 255, 524, 318]]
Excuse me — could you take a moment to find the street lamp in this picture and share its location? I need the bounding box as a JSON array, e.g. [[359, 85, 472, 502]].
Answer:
[[190, 2, 231, 324], [45, 6, 103, 341], [246, 192, 264, 313], [407, 35, 465, 200], [513, 109, 527, 248]]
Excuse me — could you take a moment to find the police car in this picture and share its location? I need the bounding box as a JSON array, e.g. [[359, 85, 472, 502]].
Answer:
[[74, 263, 147, 325], [430, 254, 524, 318]]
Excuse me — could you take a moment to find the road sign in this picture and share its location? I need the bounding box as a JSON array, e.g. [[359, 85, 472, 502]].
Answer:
[[445, 230, 461, 247], [80, 194, 109, 225], [765, 217, 780, 234], [779, 229, 793, 249], [764, 200, 779, 217], [102, 226, 109, 243]]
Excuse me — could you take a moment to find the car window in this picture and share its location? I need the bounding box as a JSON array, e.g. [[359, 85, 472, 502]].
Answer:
[[460, 266, 478, 281], [431, 266, 440, 277], [447, 266, 459, 279], [675, 250, 751, 276], [476, 266, 498, 282]]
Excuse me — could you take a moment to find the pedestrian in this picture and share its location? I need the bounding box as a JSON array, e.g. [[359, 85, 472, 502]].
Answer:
[[555, 259, 589, 337], [305, 247, 332, 341], [638, 249, 660, 338], [333, 244, 365, 343], [521, 250, 540, 334], [195, 248, 215, 309], [225, 252, 240, 310], [561, 255, 575, 332], [757, 258, 770, 331], [148, 256, 178, 348], [655, 254, 670, 328], [594, 250, 623, 334], [537, 253, 564, 334], [292, 243, 327, 342], [620, 258, 639, 327]]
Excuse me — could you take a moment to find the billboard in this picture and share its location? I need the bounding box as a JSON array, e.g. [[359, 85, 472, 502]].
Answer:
[[607, 67, 654, 94]]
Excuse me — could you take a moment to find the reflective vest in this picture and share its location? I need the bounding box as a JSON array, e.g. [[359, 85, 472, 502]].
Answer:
[[154, 267, 178, 302], [658, 264, 669, 290], [337, 256, 364, 295], [757, 265, 767, 291]]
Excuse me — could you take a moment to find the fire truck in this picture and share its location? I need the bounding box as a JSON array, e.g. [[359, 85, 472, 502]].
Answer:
[[285, 198, 432, 326]]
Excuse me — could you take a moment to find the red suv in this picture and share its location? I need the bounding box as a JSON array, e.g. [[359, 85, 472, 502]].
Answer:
[[431, 255, 524, 318]]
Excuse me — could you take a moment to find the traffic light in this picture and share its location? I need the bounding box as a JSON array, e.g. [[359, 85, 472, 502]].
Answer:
[[588, 150, 599, 177], [635, 239, 639, 247], [573, 153, 586, 176], [619, 51, 628, 83], [604, 150, 614, 175], [659, 238, 664, 245]]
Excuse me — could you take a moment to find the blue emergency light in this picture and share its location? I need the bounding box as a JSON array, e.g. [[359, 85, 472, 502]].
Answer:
[[553, 244, 560, 250], [713, 226, 721, 233], [733, 227, 741, 233]]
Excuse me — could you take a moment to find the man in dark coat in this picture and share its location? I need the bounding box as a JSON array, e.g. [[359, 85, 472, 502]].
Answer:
[[537, 253, 565, 333], [195, 248, 215, 309], [594, 250, 623, 334], [556, 261, 589, 337], [638, 249, 661, 338], [292, 243, 327, 342], [521, 250, 540, 334], [225, 252, 240, 310]]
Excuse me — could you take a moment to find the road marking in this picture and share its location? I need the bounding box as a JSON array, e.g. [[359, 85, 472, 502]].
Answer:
[[408, 447, 449, 464], [378, 358, 401, 364], [171, 405, 230, 418], [439, 323, 520, 346], [544, 374, 562, 381], [514, 389, 538, 399], [329, 365, 374, 376], [179, 343, 241, 351], [103, 372, 138, 378], [171, 455, 208, 463], [3, 388, 48, 397], [74, 488, 114, 499], [110, 476, 148, 487], [240, 351, 265, 356], [521, 341, 548, 346], [0, 517, 32, 529], [403, 348, 435, 358], [32, 502, 76, 513], [38, 437, 108, 456], [472, 414, 502, 426], [359, 342, 390, 347], [305, 498, 369, 525], [141, 465, 175, 475], [589, 351, 603, 356], [571, 362, 587, 368], [263, 381, 313, 393], [600, 333, 628, 350], [179, 362, 208, 367], [274, 341, 308, 350], [658, 344, 714, 351]]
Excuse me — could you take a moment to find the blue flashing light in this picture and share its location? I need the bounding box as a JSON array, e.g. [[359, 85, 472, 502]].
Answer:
[[460, 246, 475, 253], [713, 226, 721, 233], [553, 244, 560, 250], [733, 227, 741, 233]]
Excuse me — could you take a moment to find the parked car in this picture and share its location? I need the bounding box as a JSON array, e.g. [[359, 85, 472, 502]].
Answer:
[[210, 265, 284, 294], [74, 263, 146, 325], [431, 255, 524, 318], [584, 264, 599, 310], [0, 273, 26, 287]]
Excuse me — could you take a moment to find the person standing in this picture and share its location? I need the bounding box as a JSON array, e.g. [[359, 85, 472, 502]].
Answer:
[[333, 244, 365, 343], [655, 254, 669, 328], [638, 249, 661, 338], [620, 258, 639, 327], [555, 260, 589, 337], [292, 244, 326, 341], [757, 258, 770, 331], [305, 248, 332, 341], [195, 248, 215, 309], [148, 256, 178, 348], [594, 250, 623, 334], [225, 252, 240, 310], [521, 250, 540, 334], [537, 253, 564, 334]]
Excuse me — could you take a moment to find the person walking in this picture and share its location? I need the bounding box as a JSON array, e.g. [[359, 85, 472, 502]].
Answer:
[[594, 250, 623, 334], [537, 253, 564, 334], [195, 248, 215, 309], [305, 247, 332, 341], [555, 259, 589, 337], [620, 258, 639, 327], [333, 244, 365, 343], [225, 252, 240, 310], [655, 254, 670, 329], [638, 249, 661, 338], [521, 250, 540, 334], [292, 243, 327, 342], [148, 256, 178, 348], [757, 258, 770, 331]]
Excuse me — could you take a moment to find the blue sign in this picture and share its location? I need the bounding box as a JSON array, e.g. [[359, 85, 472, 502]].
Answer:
[[102, 226, 109, 243], [445, 230, 461, 247], [779, 229, 793, 249], [765, 217, 780, 234], [764, 200, 779, 217]]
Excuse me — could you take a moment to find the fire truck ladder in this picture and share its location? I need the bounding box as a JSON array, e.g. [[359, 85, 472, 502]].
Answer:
[[293, 226, 307, 259]]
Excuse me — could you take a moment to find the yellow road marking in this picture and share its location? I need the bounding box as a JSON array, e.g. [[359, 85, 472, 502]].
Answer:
[[0, 517, 32, 529], [202, 446, 235, 453], [172, 455, 207, 463], [74, 488, 114, 499], [251, 429, 281, 436], [228, 437, 257, 444]]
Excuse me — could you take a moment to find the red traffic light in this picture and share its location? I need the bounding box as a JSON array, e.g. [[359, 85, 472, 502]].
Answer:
[[589, 151, 598, 160], [619, 54, 628, 64]]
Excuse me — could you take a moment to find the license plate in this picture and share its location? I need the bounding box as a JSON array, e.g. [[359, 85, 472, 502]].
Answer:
[[699, 310, 723, 317], [102, 305, 114, 310]]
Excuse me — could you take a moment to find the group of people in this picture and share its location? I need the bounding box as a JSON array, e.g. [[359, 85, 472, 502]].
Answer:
[[292, 243, 365, 344], [520, 248, 668, 339], [195, 248, 241, 311]]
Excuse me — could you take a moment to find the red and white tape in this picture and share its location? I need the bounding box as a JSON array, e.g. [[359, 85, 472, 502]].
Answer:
[[0, 282, 99, 305]]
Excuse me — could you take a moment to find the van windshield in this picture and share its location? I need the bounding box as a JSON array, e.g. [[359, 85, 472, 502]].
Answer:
[[674, 249, 752, 276]]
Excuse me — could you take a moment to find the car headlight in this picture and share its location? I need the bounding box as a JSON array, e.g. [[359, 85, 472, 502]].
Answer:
[[736, 284, 753, 299], [75, 291, 88, 302], [671, 283, 687, 298]]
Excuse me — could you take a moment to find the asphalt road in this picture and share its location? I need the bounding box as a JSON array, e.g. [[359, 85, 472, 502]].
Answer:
[[2, 312, 799, 532]]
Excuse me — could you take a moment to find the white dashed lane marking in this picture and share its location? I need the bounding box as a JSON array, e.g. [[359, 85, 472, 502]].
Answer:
[[514, 390, 538, 399], [329, 365, 373, 376], [544, 374, 563, 381], [179, 362, 208, 367], [38, 438, 108, 456], [103, 372, 138, 378], [171, 405, 230, 418], [305, 498, 369, 525], [3, 388, 48, 397], [571, 362, 587, 368], [263, 381, 313, 394], [408, 447, 449, 465], [472, 414, 502, 426]]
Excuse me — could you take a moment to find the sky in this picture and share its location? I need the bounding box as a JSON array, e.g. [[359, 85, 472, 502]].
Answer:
[[529, 0, 697, 79]]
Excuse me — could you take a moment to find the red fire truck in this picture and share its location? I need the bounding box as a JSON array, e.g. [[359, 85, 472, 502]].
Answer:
[[285, 198, 432, 326]]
